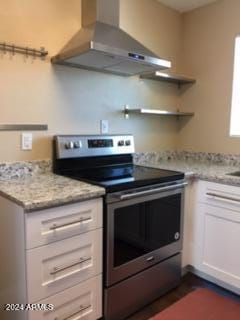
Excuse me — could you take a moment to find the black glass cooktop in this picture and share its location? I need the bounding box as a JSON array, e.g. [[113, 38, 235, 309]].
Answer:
[[63, 164, 184, 192]]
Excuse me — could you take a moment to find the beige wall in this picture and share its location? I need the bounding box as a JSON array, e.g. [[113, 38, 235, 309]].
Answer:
[[0, 0, 182, 161], [120, 0, 182, 71], [177, 0, 240, 153], [2, 0, 240, 161]]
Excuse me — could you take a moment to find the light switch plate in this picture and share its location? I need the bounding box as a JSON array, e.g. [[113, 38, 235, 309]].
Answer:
[[100, 120, 109, 134], [21, 133, 32, 150]]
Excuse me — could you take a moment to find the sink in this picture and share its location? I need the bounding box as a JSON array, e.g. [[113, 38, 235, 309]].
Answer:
[[227, 171, 240, 177]]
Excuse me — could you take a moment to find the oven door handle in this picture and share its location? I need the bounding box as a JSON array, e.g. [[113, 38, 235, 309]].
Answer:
[[119, 182, 188, 200]]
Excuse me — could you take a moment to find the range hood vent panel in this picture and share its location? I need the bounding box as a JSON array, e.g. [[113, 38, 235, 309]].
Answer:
[[51, 1, 171, 76], [65, 50, 124, 70], [105, 60, 162, 75]]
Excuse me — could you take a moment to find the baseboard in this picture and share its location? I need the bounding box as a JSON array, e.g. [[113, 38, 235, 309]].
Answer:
[[181, 265, 190, 276], [183, 265, 240, 296]]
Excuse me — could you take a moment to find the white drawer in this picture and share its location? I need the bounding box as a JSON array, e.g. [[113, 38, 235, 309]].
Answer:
[[28, 274, 102, 320], [25, 198, 102, 249], [197, 180, 240, 211], [27, 229, 102, 302]]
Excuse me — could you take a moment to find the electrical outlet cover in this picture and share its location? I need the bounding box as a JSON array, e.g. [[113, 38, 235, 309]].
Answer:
[[100, 120, 109, 134], [21, 133, 33, 150]]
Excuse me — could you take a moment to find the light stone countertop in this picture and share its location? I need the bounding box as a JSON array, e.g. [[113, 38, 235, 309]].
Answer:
[[1, 151, 240, 212], [134, 158, 240, 187], [0, 173, 105, 212]]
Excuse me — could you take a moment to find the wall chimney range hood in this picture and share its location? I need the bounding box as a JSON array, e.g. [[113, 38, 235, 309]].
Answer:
[[51, 0, 171, 76]]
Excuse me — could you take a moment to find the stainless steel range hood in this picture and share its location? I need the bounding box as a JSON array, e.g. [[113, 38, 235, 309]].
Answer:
[[51, 0, 171, 76]]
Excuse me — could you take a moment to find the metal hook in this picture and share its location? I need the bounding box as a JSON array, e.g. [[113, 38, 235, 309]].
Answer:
[[40, 46, 45, 60], [3, 42, 6, 54], [0, 42, 48, 59]]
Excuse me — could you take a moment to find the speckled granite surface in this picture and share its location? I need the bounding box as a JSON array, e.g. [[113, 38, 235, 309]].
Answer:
[[0, 160, 52, 180], [134, 151, 240, 167], [134, 151, 240, 186], [1, 151, 240, 212], [0, 161, 105, 211]]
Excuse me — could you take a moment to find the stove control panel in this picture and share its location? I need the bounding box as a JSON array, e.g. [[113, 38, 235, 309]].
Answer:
[[55, 135, 135, 159]]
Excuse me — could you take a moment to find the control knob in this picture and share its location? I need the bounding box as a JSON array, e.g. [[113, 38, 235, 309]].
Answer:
[[65, 141, 74, 149], [73, 141, 82, 149], [118, 140, 124, 146], [125, 140, 131, 146]]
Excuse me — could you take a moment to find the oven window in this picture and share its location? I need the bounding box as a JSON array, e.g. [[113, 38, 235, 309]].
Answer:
[[114, 194, 181, 267]]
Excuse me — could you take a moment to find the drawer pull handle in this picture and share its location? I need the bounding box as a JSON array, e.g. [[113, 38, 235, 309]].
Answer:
[[54, 304, 91, 320], [206, 192, 240, 204], [49, 216, 92, 231], [146, 256, 154, 262], [50, 256, 91, 275]]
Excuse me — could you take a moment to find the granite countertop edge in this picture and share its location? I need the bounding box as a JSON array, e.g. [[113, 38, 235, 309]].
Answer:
[[0, 188, 106, 213], [1, 153, 240, 212], [191, 174, 240, 187], [0, 173, 106, 213]]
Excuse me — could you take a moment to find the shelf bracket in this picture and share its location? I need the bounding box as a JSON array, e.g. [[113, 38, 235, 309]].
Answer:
[[124, 105, 130, 119]]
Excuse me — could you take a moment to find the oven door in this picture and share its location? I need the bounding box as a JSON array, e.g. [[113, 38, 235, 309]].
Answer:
[[105, 181, 186, 287]]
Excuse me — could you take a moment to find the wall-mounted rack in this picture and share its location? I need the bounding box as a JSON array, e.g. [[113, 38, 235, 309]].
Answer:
[[0, 42, 48, 59], [123, 105, 194, 119], [140, 71, 196, 87], [0, 124, 48, 131]]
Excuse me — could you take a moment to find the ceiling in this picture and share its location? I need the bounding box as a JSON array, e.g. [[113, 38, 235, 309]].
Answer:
[[157, 0, 219, 12]]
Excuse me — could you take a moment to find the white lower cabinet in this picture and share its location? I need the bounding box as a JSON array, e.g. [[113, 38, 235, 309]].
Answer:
[[28, 275, 102, 320], [188, 180, 240, 293], [27, 229, 102, 302], [0, 196, 103, 320], [199, 203, 240, 287]]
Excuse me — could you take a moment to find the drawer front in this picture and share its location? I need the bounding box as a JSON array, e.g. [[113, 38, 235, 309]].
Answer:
[[27, 229, 102, 302], [28, 275, 102, 320], [197, 180, 240, 211], [26, 198, 102, 249]]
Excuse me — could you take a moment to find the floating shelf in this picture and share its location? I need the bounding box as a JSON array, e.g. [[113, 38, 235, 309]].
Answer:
[[124, 106, 194, 119], [140, 71, 196, 86], [0, 124, 48, 131]]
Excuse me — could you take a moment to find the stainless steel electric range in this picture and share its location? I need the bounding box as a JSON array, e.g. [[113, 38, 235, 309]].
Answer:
[[53, 134, 187, 320]]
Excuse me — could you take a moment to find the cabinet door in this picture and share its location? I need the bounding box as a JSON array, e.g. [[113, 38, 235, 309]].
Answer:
[[26, 229, 102, 302], [190, 181, 240, 292], [199, 203, 240, 289], [25, 198, 102, 249], [28, 275, 102, 320]]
